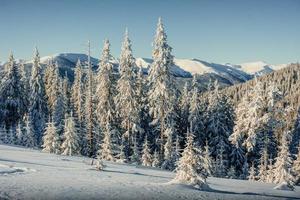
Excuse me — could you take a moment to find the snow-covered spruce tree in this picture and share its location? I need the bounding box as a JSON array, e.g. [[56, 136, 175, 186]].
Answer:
[[152, 150, 160, 167], [203, 140, 213, 176], [29, 48, 47, 144], [7, 126, 17, 144], [248, 162, 256, 181], [214, 140, 227, 178], [257, 146, 269, 182], [130, 135, 140, 164], [117, 136, 127, 163], [240, 156, 249, 179], [148, 17, 177, 161], [257, 84, 283, 158], [141, 136, 152, 167], [188, 86, 205, 147], [44, 59, 56, 113], [19, 62, 29, 110], [229, 141, 246, 178], [95, 39, 116, 129], [42, 118, 60, 154], [23, 114, 36, 147], [0, 53, 27, 130], [291, 108, 300, 154], [229, 78, 265, 158], [292, 142, 300, 185], [0, 125, 7, 144], [162, 121, 176, 169], [62, 74, 70, 113], [16, 121, 23, 145], [99, 120, 114, 161], [227, 166, 237, 179], [61, 113, 80, 156], [84, 64, 96, 157], [206, 81, 234, 160], [173, 129, 208, 189], [170, 135, 181, 170], [266, 157, 275, 183], [273, 131, 295, 189], [71, 60, 84, 141], [178, 82, 190, 141], [53, 78, 66, 136], [115, 30, 141, 159]]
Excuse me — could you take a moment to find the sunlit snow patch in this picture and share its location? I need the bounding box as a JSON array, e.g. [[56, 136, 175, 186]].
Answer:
[[0, 163, 36, 175]]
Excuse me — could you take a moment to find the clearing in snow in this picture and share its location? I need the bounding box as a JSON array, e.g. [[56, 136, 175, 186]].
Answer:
[[0, 144, 299, 200]]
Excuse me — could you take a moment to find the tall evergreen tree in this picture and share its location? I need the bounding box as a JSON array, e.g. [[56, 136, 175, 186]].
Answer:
[[29, 48, 47, 144], [115, 30, 140, 159], [148, 17, 177, 161], [84, 62, 96, 157], [95, 39, 116, 129], [71, 60, 84, 139], [0, 53, 27, 129]]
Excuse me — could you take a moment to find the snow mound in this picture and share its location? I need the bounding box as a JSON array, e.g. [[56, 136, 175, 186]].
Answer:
[[273, 181, 294, 191], [0, 163, 36, 175]]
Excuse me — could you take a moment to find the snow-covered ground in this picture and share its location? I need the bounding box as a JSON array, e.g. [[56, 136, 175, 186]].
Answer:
[[0, 144, 299, 200]]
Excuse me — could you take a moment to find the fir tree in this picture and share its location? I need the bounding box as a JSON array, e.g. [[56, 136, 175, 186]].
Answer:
[[84, 63, 96, 157], [248, 163, 256, 181], [61, 113, 80, 156], [130, 135, 140, 164], [203, 141, 213, 176], [173, 128, 208, 189], [71, 59, 84, 143], [214, 140, 227, 177], [152, 150, 160, 167], [95, 39, 116, 129], [188, 87, 205, 146], [99, 121, 114, 161], [29, 48, 47, 144], [42, 118, 60, 154], [115, 30, 140, 157], [148, 17, 177, 159], [23, 114, 36, 147], [273, 131, 294, 188], [229, 78, 265, 155], [206, 81, 234, 159], [292, 142, 300, 185], [229, 141, 246, 178], [0, 53, 27, 129], [141, 136, 152, 167], [257, 146, 269, 182]]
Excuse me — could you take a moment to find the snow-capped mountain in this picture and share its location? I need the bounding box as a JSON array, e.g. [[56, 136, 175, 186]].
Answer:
[[226, 61, 289, 76], [1, 53, 290, 86]]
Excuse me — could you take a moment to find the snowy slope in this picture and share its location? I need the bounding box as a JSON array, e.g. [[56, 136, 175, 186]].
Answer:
[[0, 144, 299, 200]]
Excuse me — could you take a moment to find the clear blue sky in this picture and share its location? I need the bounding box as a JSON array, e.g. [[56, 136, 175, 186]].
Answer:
[[0, 0, 299, 64]]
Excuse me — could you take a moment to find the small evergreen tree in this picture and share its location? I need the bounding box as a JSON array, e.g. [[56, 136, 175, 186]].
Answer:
[[273, 131, 295, 189], [173, 128, 208, 189], [61, 113, 80, 156], [152, 150, 160, 167], [141, 136, 152, 167], [292, 142, 300, 185], [248, 163, 256, 181], [99, 121, 114, 161], [42, 118, 60, 154]]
